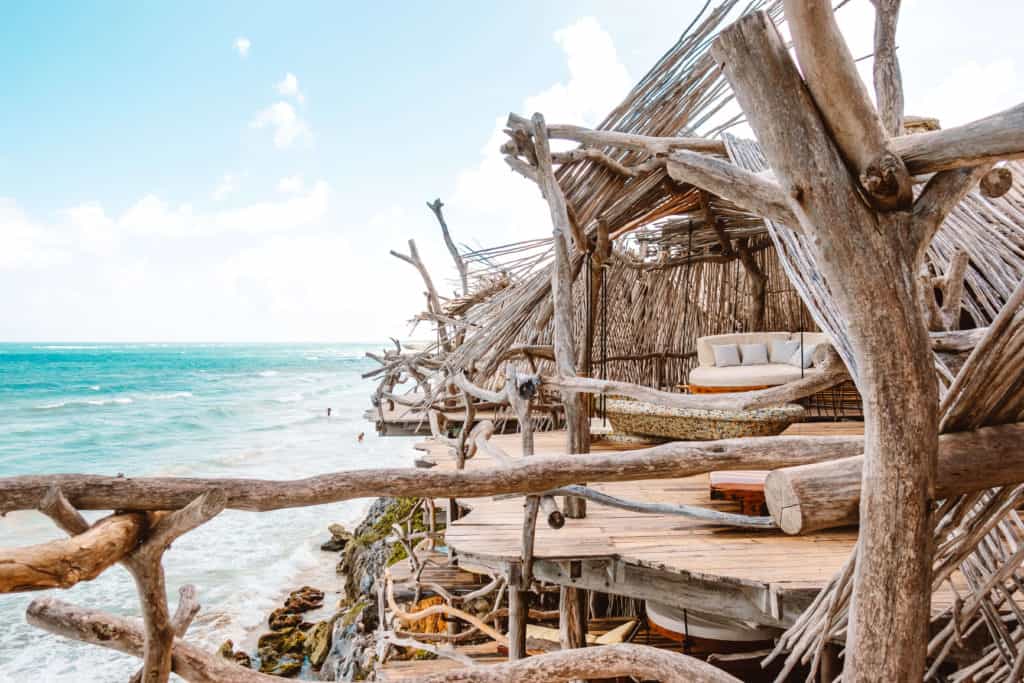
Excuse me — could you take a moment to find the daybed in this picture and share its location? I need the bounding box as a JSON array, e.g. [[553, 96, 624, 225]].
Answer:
[[688, 332, 831, 393]]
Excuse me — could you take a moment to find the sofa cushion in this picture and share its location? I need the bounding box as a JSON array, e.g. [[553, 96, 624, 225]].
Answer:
[[740, 343, 768, 365], [769, 340, 799, 363], [690, 363, 820, 388], [712, 344, 741, 367], [787, 343, 818, 369], [696, 332, 792, 366]]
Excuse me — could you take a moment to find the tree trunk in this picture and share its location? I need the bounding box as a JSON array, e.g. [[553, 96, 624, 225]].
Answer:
[[712, 11, 938, 679]]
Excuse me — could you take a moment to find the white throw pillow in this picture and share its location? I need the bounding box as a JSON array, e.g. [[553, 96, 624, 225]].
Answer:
[[740, 343, 768, 365], [712, 343, 741, 367], [769, 340, 799, 364], [787, 343, 819, 369]]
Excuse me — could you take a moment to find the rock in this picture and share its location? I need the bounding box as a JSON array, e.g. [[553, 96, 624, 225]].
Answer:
[[218, 639, 236, 659], [305, 620, 333, 669], [258, 627, 306, 655], [259, 652, 303, 677], [284, 586, 324, 613], [321, 524, 354, 552], [268, 607, 303, 631]]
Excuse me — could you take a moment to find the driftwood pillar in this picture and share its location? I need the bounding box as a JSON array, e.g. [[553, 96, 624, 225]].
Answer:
[[708, 6, 1003, 679], [532, 112, 589, 518], [559, 584, 588, 677]]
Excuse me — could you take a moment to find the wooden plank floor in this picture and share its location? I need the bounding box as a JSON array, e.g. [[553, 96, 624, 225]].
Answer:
[[427, 421, 966, 621]]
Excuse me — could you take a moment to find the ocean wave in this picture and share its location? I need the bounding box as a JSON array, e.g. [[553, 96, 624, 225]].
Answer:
[[36, 396, 134, 410], [32, 344, 110, 350], [258, 370, 279, 377], [148, 391, 193, 401], [275, 393, 303, 403], [89, 385, 101, 391]]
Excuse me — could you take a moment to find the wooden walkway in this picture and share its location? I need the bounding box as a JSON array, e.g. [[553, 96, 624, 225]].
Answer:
[[422, 422, 966, 627]]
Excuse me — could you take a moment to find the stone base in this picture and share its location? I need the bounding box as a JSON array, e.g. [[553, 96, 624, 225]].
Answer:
[[605, 399, 804, 441]]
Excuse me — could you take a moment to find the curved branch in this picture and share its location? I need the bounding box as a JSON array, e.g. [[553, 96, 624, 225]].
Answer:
[[545, 484, 775, 529]]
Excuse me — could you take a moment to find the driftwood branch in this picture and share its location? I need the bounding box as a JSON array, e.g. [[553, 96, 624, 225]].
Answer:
[[427, 198, 468, 295], [665, 149, 799, 228], [0, 435, 869, 517], [391, 239, 452, 351], [870, 0, 904, 136], [889, 102, 1024, 174], [129, 584, 201, 683], [412, 642, 742, 683], [123, 490, 226, 683], [26, 597, 275, 683], [783, 0, 912, 210], [543, 352, 848, 411], [913, 165, 992, 254], [0, 511, 147, 593]]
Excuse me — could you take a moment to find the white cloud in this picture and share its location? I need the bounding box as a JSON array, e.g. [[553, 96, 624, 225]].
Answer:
[[251, 101, 312, 149], [234, 37, 251, 58], [277, 176, 304, 194], [0, 199, 71, 269], [275, 73, 305, 104], [909, 59, 1019, 128], [212, 173, 239, 201], [448, 17, 631, 248], [62, 181, 330, 240]]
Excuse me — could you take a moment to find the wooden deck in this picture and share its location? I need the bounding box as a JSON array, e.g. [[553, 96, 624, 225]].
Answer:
[[366, 404, 522, 436], [423, 422, 966, 629]]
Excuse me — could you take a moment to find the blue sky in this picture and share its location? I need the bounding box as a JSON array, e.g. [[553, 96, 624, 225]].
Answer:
[[2, 1, 1021, 341]]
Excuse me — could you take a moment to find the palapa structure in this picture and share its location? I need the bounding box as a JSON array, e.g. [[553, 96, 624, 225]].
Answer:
[[3, 1, 1024, 682]]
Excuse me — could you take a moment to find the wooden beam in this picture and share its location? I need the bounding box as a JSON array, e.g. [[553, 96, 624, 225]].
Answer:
[[890, 103, 1024, 174], [0, 434, 867, 518], [765, 422, 1024, 534]]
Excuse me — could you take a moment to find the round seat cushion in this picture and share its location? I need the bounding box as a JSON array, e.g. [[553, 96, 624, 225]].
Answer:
[[689, 363, 819, 388]]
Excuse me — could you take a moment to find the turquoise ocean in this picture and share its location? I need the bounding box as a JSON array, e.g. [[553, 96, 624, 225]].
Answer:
[[0, 343, 416, 681]]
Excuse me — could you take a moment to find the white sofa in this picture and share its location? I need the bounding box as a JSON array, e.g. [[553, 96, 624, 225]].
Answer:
[[689, 332, 830, 390]]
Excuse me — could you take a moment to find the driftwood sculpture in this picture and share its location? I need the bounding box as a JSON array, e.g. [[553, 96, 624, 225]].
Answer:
[[4, 2, 1024, 681]]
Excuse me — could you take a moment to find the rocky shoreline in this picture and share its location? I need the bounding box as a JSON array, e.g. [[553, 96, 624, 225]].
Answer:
[[219, 497, 422, 681]]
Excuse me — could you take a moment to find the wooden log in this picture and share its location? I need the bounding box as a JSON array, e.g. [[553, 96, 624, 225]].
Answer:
[[889, 102, 1024, 174], [0, 433, 868, 517], [413, 642, 742, 683], [765, 422, 1024, 534], [980, 166, 1013, 198], [0, 512, 146, 593], [26, 597, 277, 683]]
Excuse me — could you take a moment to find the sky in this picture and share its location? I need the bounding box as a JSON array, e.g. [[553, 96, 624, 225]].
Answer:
[[1, 0, 1021, 342]]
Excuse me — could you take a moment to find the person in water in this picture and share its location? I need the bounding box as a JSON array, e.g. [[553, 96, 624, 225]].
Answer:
[[327, 407, 332, 417]]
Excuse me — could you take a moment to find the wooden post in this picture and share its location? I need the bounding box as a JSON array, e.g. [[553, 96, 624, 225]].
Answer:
[[531, 111, 589, 519], [559, 584, 588, 666], [508, 562, 528, 661]]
